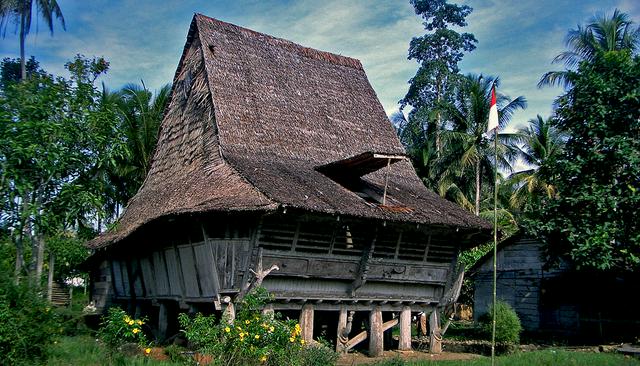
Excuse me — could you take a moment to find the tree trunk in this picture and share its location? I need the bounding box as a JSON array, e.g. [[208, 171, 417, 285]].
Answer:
[[20, 14, 26, 81], [47, 253, 55, 302], [475, 159, 481, 216], [14, 231, 24, 281], [34, 233, 45, 286]]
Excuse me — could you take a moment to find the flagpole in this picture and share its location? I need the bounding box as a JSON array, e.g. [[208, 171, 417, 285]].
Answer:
[[491, 126, 498, 366]]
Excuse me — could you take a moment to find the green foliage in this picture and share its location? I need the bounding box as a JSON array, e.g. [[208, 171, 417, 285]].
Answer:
[[527, 50, 640, 271], [384, 349, 640, 365], [98, 307, 149, 350], [46, 232, 90, 281], [401, 0, 477, 113], [0, 55, 122, 277], [0, 269, 58, 365], [478, 300, 522, 345], [48, 335, 182, 366], [179, 289, 338, 366]]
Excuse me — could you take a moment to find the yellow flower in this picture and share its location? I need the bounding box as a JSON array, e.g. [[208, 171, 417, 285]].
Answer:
[[124, 316, 131, 323], [269, 326, 274, 333], [295, 324, 301, 331], [254, 334, 260, 339], [145, 348, 151, 355], [245, 319, 251, 325], [225, 327, 231, 333], [132, 328, 140, 334], [128, 320, 135, 326], [260, 355, 267, 362], [137, 319, 143, 325], [300, 339, 305, 345], [289, 337, 295, 343]]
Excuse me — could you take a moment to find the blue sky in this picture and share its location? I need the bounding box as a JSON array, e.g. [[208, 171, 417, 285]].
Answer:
[[1, 0, 638, 130]]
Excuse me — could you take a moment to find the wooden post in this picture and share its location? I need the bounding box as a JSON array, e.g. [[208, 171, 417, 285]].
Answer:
[[158, 303, 169, 340], [223, 302, 236, 324], [262, 304, 274, 318], [336, 307, 348, 352], [399, 306, 412, 351], [369, 306, 383, 357], [419, 312, 428, 336], [300, 304, 314, 343], [429, 309, 442, 354]]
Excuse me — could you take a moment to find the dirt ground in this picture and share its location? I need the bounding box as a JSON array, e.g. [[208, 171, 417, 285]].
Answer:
[[337, 350, 482, 365]]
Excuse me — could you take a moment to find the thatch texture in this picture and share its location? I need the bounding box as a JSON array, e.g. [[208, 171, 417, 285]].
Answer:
[[89, 14, 489, 249]]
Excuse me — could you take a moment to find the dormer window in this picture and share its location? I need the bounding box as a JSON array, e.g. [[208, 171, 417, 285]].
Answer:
[[316, 152, 407, 205]]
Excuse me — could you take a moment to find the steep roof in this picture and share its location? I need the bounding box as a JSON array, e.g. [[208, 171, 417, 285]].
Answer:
[[89, 14, 490, 249]]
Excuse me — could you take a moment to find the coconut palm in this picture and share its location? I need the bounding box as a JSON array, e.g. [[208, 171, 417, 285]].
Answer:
[[112, 83, 171, 204], [436, 74, 527, 216], [0, 0, 65, 80], [506, 115, 565, 211], [539, 9, 640, 88]]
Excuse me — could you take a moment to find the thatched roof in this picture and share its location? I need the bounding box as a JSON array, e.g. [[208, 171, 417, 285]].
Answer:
[[89, 14, 490, 249]]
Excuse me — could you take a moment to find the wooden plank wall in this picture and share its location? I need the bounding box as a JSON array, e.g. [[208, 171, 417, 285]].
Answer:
[[109, 236, 252, 303], [473, 237, 569, 331]]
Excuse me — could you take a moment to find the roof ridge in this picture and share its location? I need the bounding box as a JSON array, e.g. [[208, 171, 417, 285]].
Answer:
[[194, 13, 363, 70]]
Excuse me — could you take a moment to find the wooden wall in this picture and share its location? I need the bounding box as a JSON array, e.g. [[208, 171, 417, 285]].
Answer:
[[96, 211, 464, 310], [473, 236, 567, 331]]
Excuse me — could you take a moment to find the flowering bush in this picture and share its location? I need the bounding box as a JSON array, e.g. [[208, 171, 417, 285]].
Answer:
[[179, 288, 337, 366], [98, 307, 148, 350]]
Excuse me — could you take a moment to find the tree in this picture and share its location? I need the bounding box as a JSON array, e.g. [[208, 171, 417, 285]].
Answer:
[[436, 74, 526, 216], [506, 115, 565, 211], [0, 0, 65, 80], [400, 0, 477, 155], [529, 50, 640, 271], [109, 82, 171, 207], [0, 56, 118, 280], [539, 9, 640, 88]]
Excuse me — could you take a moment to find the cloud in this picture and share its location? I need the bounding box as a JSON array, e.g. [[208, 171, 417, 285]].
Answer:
[[1, 0, 636, 121]]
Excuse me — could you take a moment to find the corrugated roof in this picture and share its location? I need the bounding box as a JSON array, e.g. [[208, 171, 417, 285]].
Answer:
[[88, 14, 490, 249]]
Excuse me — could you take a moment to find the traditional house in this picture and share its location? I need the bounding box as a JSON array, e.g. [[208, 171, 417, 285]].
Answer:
[[87, 14, 491, 355], [471, 234, 640, 342]]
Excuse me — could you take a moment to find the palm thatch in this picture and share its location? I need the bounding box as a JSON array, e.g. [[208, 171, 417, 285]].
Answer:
[[88, 14, 490, 249]]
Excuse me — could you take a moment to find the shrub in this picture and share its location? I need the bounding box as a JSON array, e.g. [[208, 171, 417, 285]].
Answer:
[[0, 274, 58, 365], [98, 307, 148, 350], [179, 288, 338, 366], [479, 300, 522, 345]]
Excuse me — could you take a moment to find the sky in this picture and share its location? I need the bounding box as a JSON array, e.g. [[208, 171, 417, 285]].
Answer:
[[1, 0, 639, 131]]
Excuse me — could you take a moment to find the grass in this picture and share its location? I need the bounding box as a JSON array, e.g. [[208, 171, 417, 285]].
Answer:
[[380, 350, 640, 366], [48, 335, 182, 366]]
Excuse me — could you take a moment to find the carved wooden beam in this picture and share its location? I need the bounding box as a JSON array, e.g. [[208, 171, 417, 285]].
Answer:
[[349, 231, 377, 296]]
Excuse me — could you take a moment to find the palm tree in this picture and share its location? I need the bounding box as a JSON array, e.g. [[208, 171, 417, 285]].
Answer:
[[506, 115, 565, 211], [436, 74, 526, 216], [539, 9, 640, 88], [0, 0, 65, 81], [112, 83, 171, 205]]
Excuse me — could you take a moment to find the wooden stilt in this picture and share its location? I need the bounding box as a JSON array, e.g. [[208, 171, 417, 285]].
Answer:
[[223, 302, 235, 324], [369, 306, 383, 357], [399, 306, 412, 351], [419, 312, 428, 336], [336, 307, 348, 353], [158, 303, 169, 340], [300, 303, 314, 343], [429, 309, 442, 354], [262, 304, 274, 318]]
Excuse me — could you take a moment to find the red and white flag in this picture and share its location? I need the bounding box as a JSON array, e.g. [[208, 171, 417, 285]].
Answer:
[[487, 86, 499, 133]]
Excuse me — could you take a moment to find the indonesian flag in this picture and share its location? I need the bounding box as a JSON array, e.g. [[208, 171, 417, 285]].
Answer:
[[487, 86, 499, 133]]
